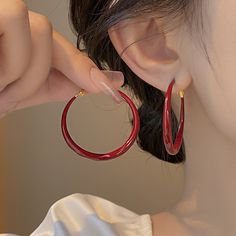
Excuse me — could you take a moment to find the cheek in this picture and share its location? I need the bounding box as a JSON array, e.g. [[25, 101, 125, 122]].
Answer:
[[199, 81, 236, 143], [179, 28, 236, 143], [204, 0, 236, 141], [191, 61, 236, 143], [177, 0, 236, 142]]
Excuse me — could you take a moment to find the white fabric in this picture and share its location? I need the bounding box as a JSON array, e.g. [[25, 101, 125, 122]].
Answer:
[[1, 193, 153, 236]]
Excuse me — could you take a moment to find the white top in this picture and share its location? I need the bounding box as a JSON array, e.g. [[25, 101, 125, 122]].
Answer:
[[2, 193, 153, 236]]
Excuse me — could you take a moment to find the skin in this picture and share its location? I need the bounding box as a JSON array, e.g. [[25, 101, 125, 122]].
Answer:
[[108, 0, 236, 235], [0, 0, 124, 119], [2, 0, 236, 235]]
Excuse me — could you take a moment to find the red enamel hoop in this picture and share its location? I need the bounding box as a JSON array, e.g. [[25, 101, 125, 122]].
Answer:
[[163, 79, 185, 155], [61, 90, 140, 161]]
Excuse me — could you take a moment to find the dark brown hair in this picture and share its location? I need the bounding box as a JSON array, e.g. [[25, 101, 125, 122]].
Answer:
[[68, 0, 203, 164]]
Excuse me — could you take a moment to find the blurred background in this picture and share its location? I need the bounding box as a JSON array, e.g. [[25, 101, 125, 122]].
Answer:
[[0, 0, 184, 235]]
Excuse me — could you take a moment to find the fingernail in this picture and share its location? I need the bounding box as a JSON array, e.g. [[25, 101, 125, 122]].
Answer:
[[102, 70, 124, 87], [90, 68, 123, 104], [105, 70, 124, 82]]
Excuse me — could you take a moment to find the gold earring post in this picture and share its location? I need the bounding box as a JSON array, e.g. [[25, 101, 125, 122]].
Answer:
[[76, 89, 86, 97], [178, 90, 184, 98]]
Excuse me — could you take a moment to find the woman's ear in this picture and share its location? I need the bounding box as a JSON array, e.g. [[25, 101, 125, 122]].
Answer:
[[108, 17, 192, 94]]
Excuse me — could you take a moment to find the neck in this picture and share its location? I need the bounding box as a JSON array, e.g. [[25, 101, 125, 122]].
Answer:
[[169, 84, 236, 235]]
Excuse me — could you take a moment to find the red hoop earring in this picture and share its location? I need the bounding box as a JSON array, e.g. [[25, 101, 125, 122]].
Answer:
[[61, 90, 140, 161], [163, 79, 185, 155]]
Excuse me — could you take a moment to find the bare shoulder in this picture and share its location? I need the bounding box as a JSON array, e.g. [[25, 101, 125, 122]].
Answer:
[[151, 212, 191, 236]]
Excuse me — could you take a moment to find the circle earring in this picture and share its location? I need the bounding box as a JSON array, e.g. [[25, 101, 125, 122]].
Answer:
[[163, 78, 185, 155], [61, 90, 140, 161]]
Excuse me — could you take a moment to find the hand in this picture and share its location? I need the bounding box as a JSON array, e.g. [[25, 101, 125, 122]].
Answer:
[[0, 0, 124, 118]]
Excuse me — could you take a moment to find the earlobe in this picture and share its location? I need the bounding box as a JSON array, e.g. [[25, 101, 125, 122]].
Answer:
[[108, 17, 192, 94]]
